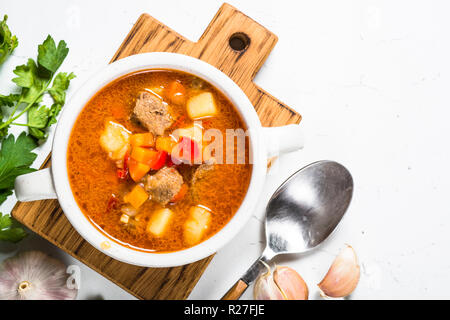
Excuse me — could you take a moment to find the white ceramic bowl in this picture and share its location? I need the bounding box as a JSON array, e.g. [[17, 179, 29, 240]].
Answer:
[[15, 52, 303, 267]]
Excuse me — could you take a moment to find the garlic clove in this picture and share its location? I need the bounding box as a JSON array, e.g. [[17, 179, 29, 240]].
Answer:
[[273, 266, 308, 300], [318, 244, 360, 298], [0, 251, 78, 300], [254, 262, 309, 300], [254, 263, 285, 300]]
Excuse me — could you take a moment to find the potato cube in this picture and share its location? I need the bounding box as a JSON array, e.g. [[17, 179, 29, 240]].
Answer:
[[146, 208, 173, 237], [186, 92, 217, 119], [120, 214, 130, 224], [99, 121, 130, 160], [183, 206, 212, 246], [173, 125, 203, 144]]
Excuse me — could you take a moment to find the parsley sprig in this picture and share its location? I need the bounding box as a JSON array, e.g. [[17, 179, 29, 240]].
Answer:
[[0, 15, 18, 65], [0, 211, 27, 243], [0, 133, 37, 242], [0, 35, 75, 139], [0, 16, 74, 242]]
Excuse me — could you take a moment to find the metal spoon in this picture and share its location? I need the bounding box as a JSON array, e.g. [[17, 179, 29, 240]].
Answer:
[[222, 160, 353, 299]]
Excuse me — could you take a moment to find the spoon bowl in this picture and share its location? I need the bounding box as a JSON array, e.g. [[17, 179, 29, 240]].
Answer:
[[265, 160, 354, 257], [222, 160, 353, 299]]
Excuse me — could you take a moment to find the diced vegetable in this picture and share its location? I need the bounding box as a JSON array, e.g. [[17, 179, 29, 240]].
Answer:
[[128, 159, 151, 182], [171, 137, 201, 164], [106, 194, 119, 212], [166, 80, 186, 105], [120, 204, 138, 217], [123, 185, 148, 209], [131, 146, 158, 164], [146, 208, 173, 237], [175, 125, 203, 144], [156, 136, 176, 153], [99, 121, 131, 160], [130, 133, 155, 148], [149, 150, 168, 170], [183, 206, 212, 246], [116, 169, 127, 179], [116, 152, 130, 180], [170, 183, 188, 203], [120, 214, 130, 224], [186, 92, 217, 120]]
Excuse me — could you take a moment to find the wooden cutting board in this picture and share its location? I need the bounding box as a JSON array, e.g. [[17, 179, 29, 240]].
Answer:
[[11, 3, 301, 300]]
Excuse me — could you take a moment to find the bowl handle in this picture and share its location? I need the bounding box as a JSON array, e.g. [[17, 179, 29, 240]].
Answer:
[[262, 124, 304, 158], [14, 168, 57, 202]]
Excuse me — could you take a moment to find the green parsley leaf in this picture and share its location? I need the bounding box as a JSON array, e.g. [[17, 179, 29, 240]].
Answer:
[[0, 132, 37, 191], [0, 93, 19, 107], [48, 71, 75, 105], [37, 35, 69, 73], [12, 58, 38, 88], [0, 212, 27, 242], [28, 104, 49, 129], [48, 103, 62, 126], [27, 105, 50, 139], [12, 58, 47, 104], [0, 15, 18, 65], [0, 189, 12, 204], [0, 121, 9, 140]]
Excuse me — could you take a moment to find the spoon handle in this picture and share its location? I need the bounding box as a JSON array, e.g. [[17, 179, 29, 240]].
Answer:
[[222, 280, 248, 300], [221, 255, 271, 300]]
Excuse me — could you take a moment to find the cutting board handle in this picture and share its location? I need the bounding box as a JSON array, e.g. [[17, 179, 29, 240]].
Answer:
[[194, 4, 278, 84]]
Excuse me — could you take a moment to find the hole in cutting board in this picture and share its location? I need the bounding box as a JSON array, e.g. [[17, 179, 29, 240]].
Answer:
[[229, 32, 250, 52]]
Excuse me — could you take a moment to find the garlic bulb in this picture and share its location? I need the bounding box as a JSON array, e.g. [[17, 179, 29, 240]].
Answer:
[[318, 245, 360, 298], [0, 251, 77, 300], [254, 263, 308, 300]]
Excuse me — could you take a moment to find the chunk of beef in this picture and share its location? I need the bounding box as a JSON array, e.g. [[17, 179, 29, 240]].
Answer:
[[192, 163, 214, 184], [191, 156, 217, 184], [132, 91, 173, 136], [145, 167, 183, 205]]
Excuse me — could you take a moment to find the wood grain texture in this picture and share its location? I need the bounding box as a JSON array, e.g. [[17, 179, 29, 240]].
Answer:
[[11, 3, 301, 300], [221, 279, 248, 300]]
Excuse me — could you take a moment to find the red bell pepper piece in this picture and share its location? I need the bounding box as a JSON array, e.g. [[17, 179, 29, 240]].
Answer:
[[116, 152, 130, 180], [179, 137, 200, 164], [149, 150, 168, 170], [106, 194, 119, 212]]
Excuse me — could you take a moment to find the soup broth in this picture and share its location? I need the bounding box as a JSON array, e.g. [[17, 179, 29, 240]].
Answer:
[[67, 70, 252, 252]]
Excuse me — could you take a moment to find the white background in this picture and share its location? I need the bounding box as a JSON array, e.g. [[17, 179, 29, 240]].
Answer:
[[0, 0, 449, 300]]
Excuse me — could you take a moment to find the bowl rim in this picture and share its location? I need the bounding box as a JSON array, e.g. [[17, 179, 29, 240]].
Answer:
[[51, 52, 267, 267]]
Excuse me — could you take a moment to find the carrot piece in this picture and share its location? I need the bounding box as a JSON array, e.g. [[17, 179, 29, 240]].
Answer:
[[123, 185, 148, 209], [166, 80, 186, 105], [170, 184, 188, 203], [130, 147, 158, 164], [156, 136, 176, 153], [130, 133, 154, 148], [128, 158, 151, 182]]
